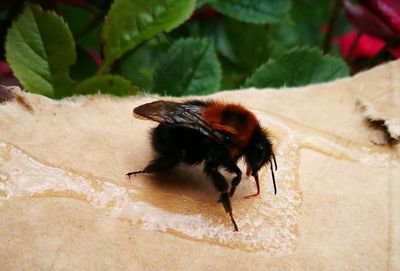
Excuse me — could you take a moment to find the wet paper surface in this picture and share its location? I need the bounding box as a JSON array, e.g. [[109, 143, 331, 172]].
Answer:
[[0, 114, 394, 255]]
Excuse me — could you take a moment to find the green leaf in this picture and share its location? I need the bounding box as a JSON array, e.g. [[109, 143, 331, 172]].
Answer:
[[243, 47, 349, 88], [121, 38, 169, 91], [102, 0, 196, 66], [202, 0, 290, 24], [196, 0, 209, 8], [5, 4, 76, 98], [57, 3, 101, 51], [221, 18, 270, 71], [269, 0, 340, 55], [75, 75, 140, 96], [153, 38, 221, 96]]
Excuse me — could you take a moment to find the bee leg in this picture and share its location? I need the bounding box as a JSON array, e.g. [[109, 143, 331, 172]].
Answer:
[[225, 164, 242, 198], [220, 192, 239, 232], [126, 155, 180, 178], [126, 170, 146, 178], [244, 172, 260, 199], [204, 162, 239, 232]]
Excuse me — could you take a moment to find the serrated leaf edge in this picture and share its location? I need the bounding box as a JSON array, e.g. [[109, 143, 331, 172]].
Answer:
[[5, 4, 76, 98], [243, 47, 349, 88]]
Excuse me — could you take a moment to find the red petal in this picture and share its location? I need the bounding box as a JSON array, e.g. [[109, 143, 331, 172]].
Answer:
[[204, 6, 219, 19], [337, 31, 386, 61], [344, 1, 400, 41], [321, 24, 328, 33], [191, 5, 219, 20], [0, 61, 19, 87], [388, 46, 400, 58], [361, 0, 400, 33], [88, 50, 102, 66], [0, 61, 11, 76]]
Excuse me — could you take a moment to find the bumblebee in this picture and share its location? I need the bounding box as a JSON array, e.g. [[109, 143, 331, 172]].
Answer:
[[127, 100, 277, 231]]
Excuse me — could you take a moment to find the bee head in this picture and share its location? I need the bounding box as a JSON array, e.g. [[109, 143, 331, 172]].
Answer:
[[244, 126, 273, 175]]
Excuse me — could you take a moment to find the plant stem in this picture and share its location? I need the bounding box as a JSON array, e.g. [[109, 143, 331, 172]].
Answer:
[[322, 0, 343, 54], [97, 62, 110, 75]]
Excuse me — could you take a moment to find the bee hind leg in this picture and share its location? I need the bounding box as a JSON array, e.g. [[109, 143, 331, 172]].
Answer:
[[126, 170, 146, 178], [220, 193, 239, 232], [204, 162, 239, 232], [126, 155, 180, 179]]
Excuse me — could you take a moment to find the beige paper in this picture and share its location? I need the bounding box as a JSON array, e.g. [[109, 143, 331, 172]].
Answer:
[[0, 60, 399, 270]]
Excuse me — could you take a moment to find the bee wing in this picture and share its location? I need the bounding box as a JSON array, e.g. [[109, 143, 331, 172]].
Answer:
[[133, 100, 225, 143]]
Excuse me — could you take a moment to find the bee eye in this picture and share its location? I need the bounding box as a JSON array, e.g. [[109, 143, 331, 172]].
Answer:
[[254, 143, 266, 166]]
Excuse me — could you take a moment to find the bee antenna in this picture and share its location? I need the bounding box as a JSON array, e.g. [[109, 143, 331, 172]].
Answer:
[[270, 162, 277, 195], [270, 151, 277, 195], [272, 151, 278, 171]]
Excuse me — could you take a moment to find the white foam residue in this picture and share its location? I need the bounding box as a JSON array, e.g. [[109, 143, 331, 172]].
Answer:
[[0, 141, 302, 254], [359, 146, 392, 166]]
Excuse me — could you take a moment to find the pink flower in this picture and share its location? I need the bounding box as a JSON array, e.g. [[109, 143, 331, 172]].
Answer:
[[360, 0, 400, 32], [0, 61, 19, 87], [191, 5, 219, 20], [343, 0, 400, 41], [340, 0, 400, 71], [388, 46, 400, 58], [0, 61, 11, 76]]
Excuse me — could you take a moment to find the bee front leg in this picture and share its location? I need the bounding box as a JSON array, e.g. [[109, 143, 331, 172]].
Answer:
[[243, 172, 260, 199], [225, 164, 242, 198], [204, 162, 239, 232]]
